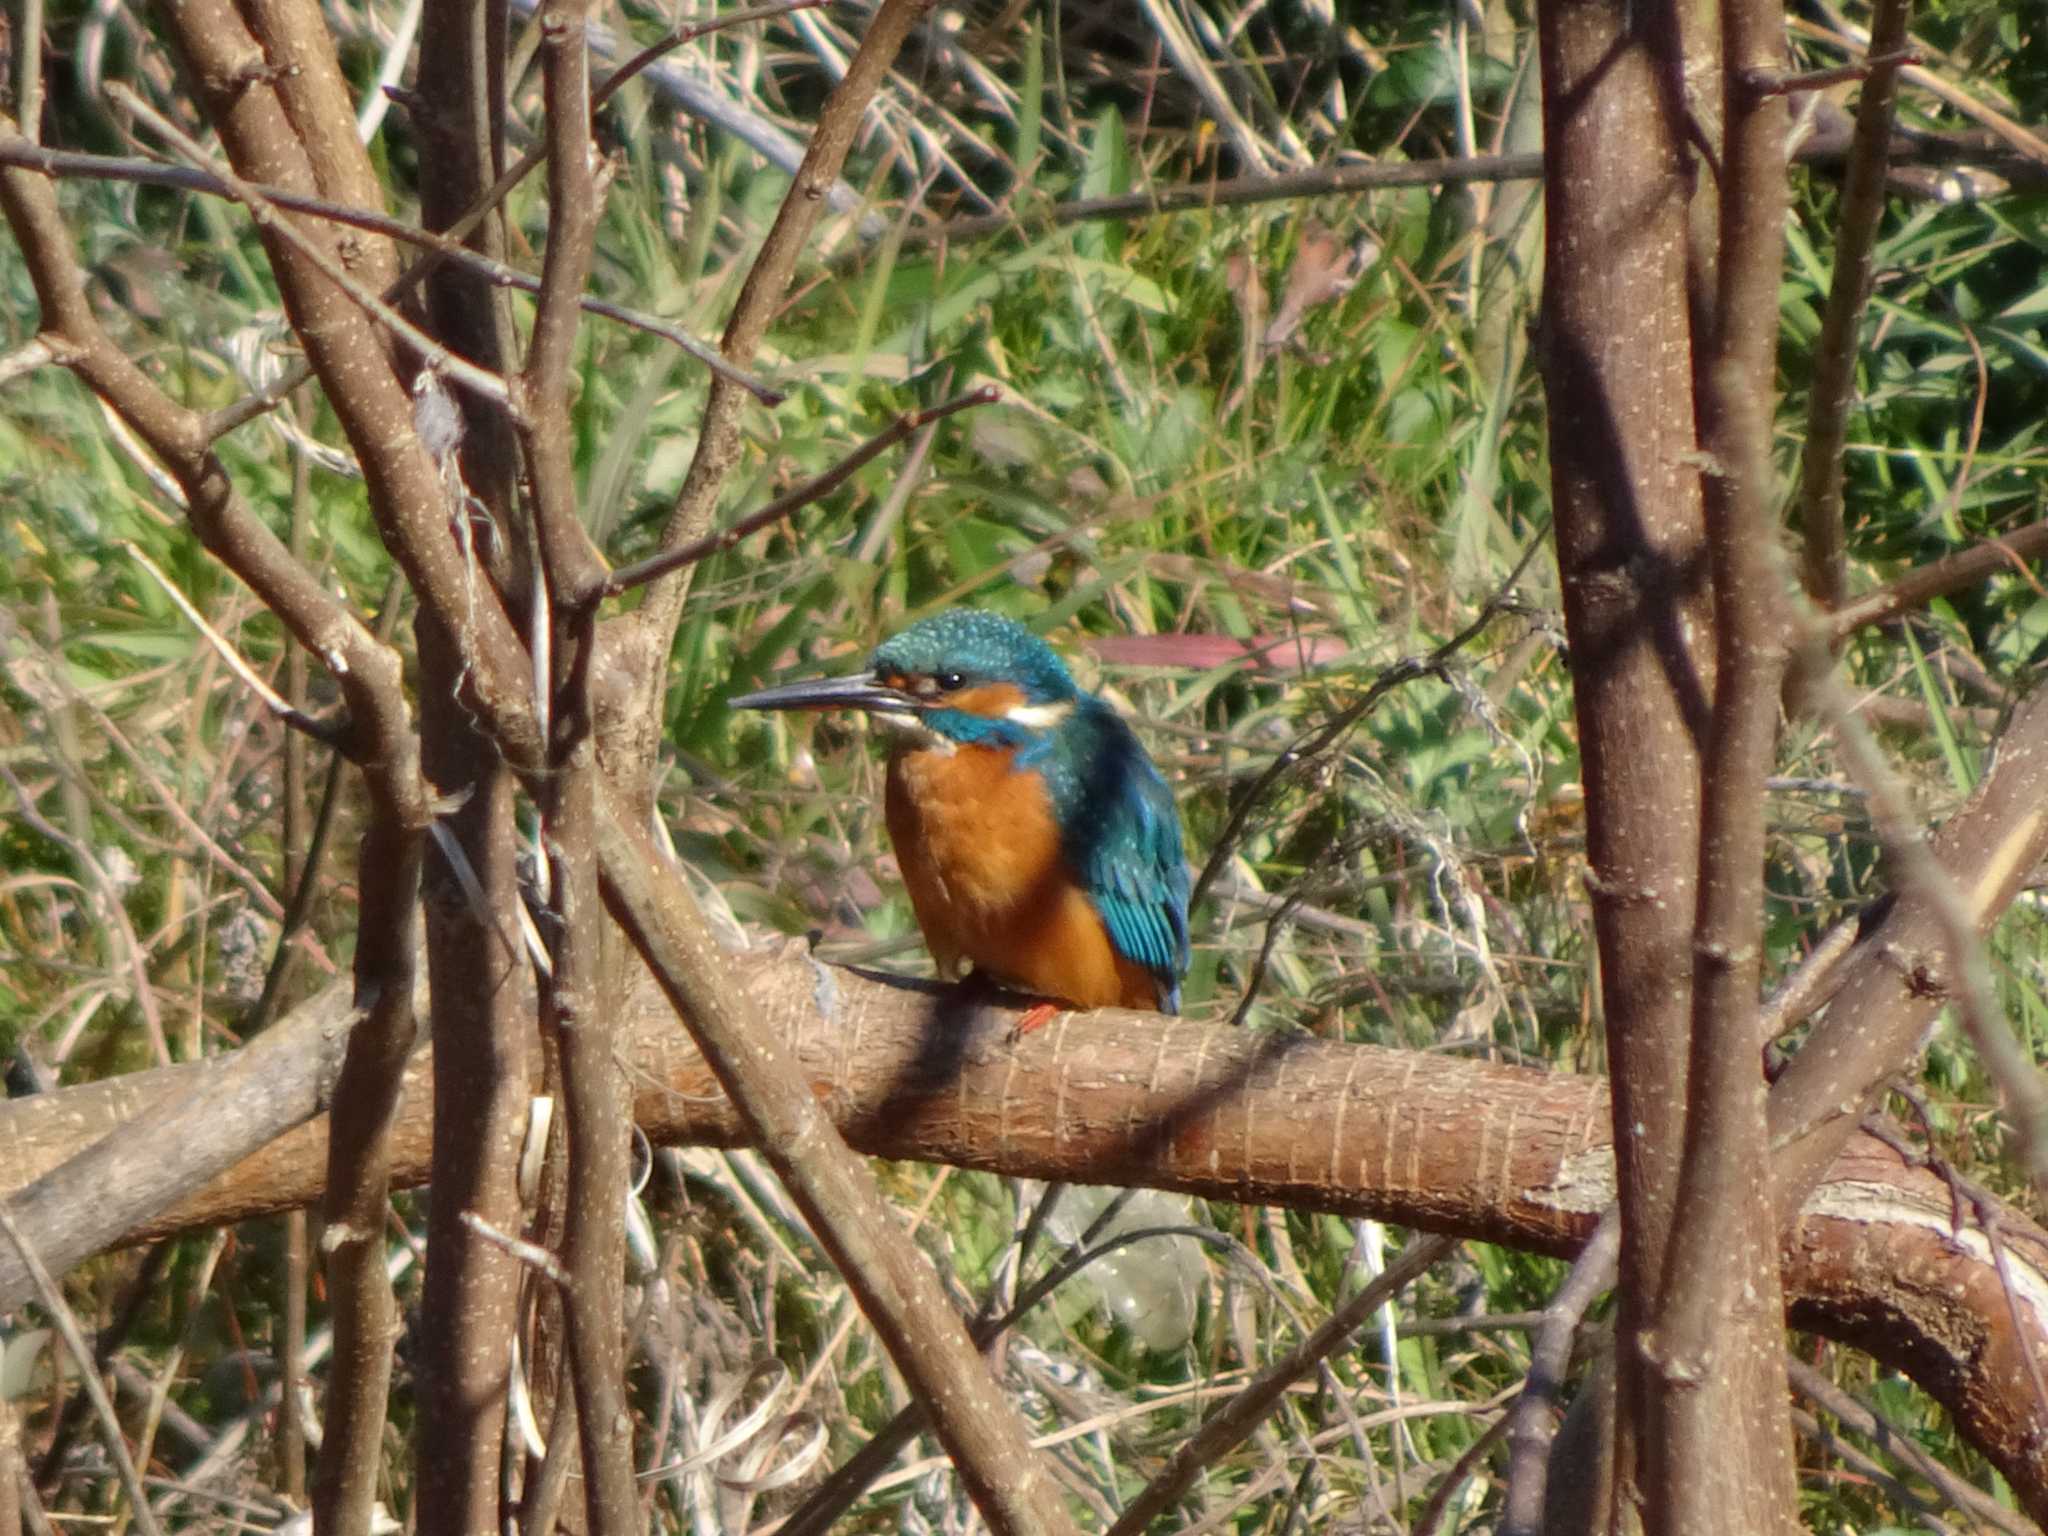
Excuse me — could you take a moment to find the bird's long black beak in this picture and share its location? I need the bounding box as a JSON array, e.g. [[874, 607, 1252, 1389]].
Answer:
[[728, 670, 915, 715]]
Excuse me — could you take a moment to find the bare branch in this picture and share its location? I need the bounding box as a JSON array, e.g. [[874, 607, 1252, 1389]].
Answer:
[[634, 0, 944, 657], [1796, 0, 1916, 610], [0, 980, 357, 1311], [311, 812, 426, 1536], [1533, 0, 1713, 1521], [1771, 668, 2048, 1220], [600, 385, 1002, 599], [1750, 49, 1918, 98], [5, 953, 2048, 1515], [149, 0, 541, 768], [544, 748, 638, 1534], [1644, 0, 1800, 1520], [122, 542, 341, 746], [519, 8, 640, 1526], [1803, 0, 2048, 165], [1104, 1233, 1456, 1534], [0, 1204, 164, 1536], [593, 0, 828, 105], [1500, 1213, 1619, 1536], [0, 336, 57, 387], [1829, 517, 2048, 636], [1190, 531, 1549, 917], [517, 0, 610, 611], [594, 792, 1082, 1536], [1780, 650, 2048, 1205], [0, 118, 418, 775], [110, 85, 522, 418], [0, 136, 782, 403]]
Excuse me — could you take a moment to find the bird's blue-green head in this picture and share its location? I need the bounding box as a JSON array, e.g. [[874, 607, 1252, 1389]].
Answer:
[[731, 610, 1080, 748]]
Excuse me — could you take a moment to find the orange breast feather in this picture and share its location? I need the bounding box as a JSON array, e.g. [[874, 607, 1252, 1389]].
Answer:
[[885, 745, 1160, 1010]]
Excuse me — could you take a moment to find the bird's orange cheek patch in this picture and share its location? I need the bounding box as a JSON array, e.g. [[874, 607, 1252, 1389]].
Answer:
[[944, 682, 1026, 719]]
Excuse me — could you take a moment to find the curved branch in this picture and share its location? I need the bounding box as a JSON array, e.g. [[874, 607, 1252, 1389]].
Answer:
[[2, 949, 2044, 1516]]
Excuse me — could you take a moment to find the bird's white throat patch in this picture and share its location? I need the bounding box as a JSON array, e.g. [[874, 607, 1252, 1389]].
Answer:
[[1004, 700, 1074, 729], [870, 698, 1072, 751], [872, 710, 957, 752]]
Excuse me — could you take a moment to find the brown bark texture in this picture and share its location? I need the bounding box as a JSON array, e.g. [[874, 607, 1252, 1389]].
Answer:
[[1536, 0, 1721, 1521], [2, 947, 2045, 1517]]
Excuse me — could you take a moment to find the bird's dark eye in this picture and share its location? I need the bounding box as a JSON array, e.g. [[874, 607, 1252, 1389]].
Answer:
[[937, 671, 966, 692]]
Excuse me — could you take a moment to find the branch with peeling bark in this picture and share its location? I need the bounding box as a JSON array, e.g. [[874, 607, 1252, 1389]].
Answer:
[[3, 949, 2046, 1517]]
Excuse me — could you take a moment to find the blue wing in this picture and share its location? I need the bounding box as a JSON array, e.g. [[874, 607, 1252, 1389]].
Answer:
[[1053, 701, 1190, 1012]]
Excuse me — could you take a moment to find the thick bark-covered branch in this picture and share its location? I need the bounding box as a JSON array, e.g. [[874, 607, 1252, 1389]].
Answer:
[[0, 979, 356, 1310], [1771, 680, 2048, 1205], [524, 10, 635, 1523], [154, 0, 542, 768], [1651, 0, 1799, 1523], [3, 949, 2045, 1515], [1535, 0, 1709, 1519], [311, 814, 424, 1536]]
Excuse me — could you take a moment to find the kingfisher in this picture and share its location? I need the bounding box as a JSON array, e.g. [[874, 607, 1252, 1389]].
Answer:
[[731, 610, 1190, 1016]]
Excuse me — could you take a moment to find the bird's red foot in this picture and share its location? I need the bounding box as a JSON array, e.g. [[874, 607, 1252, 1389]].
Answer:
[[1010, 1001, 1062, 1039]]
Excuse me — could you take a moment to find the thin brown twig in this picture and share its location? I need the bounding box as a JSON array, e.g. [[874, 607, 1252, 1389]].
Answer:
[[202, 0, 827, 438], [1748, 49, 1918, 97], [779, 1212, 1243, 1536], [519, 0, 611, 614], [258, 0, 828, 449], [1802, 0, 2048, 165], [1190, 527, 1550, 916], [1863, 1100, 2048, 1433], [1104, 1234, 1455, 1534], [0, 106, 423, 843], [0, 136, 783, 405], [123, 543, 342, 746], [1412, 1412, 1513, 1536], [1500, 1212, 1618, 1536], [1795, 646, 2048, 1203], [881, 131, 2045, 257], [601, 385, 1001, 598], [0, 1201, 166, 1536], [594, 0, 828, 108], [1788, 1402, 1963, 1534], [1829, 518, 2048, 636], [1795, 0, 1915, 611], [108, 84, 522, 418], [634, 0, 946, 665]]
